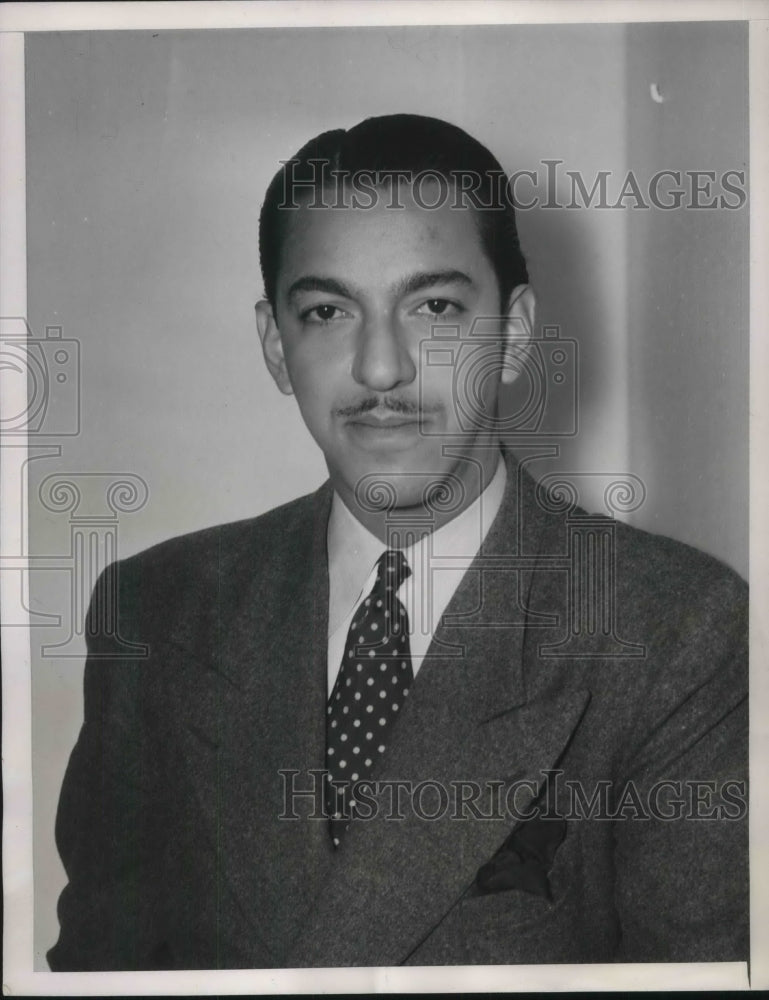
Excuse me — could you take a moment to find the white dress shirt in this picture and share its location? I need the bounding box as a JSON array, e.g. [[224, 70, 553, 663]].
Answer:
[[326, 455, 507, 695]]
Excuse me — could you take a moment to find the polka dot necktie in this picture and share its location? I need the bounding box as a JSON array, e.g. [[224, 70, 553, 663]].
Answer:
[[326, 549, 413, 846]]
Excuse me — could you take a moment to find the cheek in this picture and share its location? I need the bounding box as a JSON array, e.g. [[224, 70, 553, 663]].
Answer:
[[283, 343, 354, 443], [418, 358, 456, 405], [285, 340, 343, 395], [290, 323, 356, 366], [430, 345, 503, 429], [419, 353, 493, 431]]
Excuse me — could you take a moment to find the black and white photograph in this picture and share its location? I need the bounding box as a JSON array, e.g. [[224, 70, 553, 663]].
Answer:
[[1, 0, 767, 994]]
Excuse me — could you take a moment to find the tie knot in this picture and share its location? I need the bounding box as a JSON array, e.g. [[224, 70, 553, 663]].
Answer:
[[376, 548, 411, 593]]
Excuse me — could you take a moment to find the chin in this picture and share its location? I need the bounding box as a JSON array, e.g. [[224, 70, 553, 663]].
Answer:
[[350, 466, 453, 514]]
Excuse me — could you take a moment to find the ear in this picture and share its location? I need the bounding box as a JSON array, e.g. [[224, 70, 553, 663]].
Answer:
[[255, 300, 294, 395], [500, 284, 536, 385]]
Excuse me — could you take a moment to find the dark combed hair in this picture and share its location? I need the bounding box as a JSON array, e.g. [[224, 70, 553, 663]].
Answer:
[[258, 114, 529, 310]]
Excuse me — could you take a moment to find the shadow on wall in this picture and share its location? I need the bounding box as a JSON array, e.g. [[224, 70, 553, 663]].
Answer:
[[498, 179, 617, 506]]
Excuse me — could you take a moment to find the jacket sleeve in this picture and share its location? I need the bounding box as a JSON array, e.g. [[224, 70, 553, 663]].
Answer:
[[47, 561, 171, 971], [612, 568, 749, 962]]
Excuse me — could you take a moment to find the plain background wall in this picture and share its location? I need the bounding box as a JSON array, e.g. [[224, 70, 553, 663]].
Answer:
[[625, 21, 749, 571], [25, 24, 747, 966]]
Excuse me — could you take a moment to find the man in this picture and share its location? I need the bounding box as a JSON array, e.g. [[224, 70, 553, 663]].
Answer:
[[48, 114, 748, 969]]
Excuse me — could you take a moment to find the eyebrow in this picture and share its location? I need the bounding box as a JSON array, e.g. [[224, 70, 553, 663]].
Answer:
[[286, 269, 475, 303], [395, 270, 475, 298], [286, 276, 353, 300]]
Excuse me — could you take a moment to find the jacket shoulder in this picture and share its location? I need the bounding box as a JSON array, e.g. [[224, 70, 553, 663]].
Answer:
[[604, 521, 747, 732], [119, 486, 327, 581], [611, 518, 747, 614], [87, 485, 330, 650], [528, 504, 747, 709]]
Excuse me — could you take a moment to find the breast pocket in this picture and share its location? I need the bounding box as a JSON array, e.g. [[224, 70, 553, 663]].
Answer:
[[457, 825, 585, 964]]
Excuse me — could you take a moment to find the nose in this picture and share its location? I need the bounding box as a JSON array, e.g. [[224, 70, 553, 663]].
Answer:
[[351, 311, 417, 392]]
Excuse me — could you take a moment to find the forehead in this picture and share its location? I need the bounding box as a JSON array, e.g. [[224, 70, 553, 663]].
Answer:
[[275, 185, 494, 297]]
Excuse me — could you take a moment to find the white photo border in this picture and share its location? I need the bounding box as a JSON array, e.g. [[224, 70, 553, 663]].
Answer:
[[2, 1, 766, 994]]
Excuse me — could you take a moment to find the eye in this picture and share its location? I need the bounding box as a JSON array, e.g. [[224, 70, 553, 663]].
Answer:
[[415, 298, 461, 318], [301, 303, 348, 325]]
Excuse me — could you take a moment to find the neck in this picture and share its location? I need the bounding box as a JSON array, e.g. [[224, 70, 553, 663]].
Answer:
[[333, 446, 504, 545]]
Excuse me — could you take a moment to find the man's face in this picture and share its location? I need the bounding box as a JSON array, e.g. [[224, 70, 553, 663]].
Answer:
[[256, 185, 533, 515]]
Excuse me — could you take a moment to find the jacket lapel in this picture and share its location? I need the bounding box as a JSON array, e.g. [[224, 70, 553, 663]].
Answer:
[[284, 455, 591, 967]]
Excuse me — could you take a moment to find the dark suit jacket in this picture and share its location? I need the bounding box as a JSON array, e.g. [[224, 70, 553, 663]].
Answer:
[[48, 452, 748, 969]]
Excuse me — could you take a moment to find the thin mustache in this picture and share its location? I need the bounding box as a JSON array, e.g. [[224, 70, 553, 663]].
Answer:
[[337, 397, 438, 419]]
